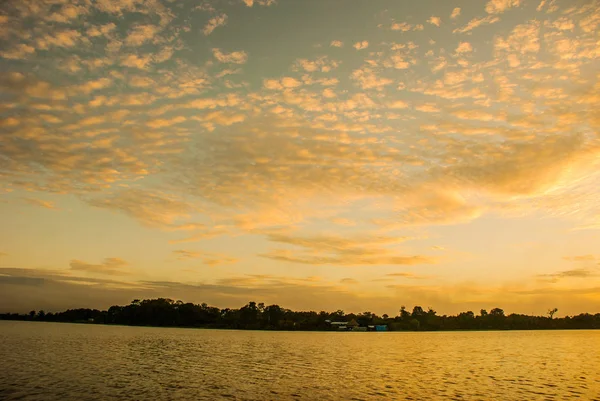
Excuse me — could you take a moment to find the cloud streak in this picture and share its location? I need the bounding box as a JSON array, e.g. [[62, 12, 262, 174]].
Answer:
[[70, 258, 130, 276], [172, 250, 238, 265]]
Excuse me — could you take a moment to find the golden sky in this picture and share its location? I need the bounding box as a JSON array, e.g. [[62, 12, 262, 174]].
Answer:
[[1, 0, 599, 315]]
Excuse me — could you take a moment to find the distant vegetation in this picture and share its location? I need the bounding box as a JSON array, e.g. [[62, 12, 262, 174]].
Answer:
[[1, 299, 599, 331]]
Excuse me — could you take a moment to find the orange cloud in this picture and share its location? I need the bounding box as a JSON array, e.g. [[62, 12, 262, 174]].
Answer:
[[22, 198, 58, 210], [70, 258, 130, 276], [212, 48, 248, 64]]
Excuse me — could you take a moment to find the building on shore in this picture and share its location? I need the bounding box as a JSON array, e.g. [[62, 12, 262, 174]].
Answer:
[[326, 319, 387, 332]]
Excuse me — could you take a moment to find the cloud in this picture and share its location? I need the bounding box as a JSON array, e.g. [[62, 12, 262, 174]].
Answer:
[[537, 268, 597, 283], [386, 272, 431, 279], [295, 57, 340, 73], [415, 103, 441, 113], [1, 44, 36, 60], [0, 252, 8, 257], [192, 111, 246, 130], [168, 227, 230, 244], [264, 77, 302, 90], [47, 4, 90, 23], [70, 258, 130, 276], [36, 30, 84, 49], [376, 187, 484, 227], [2, 268, 600, 316], [351, 67, 393, 90], [495, 21, 540, 54], [86, 23, 116, 38], [330, 40, 343, 48], [121, 54, 153, 69], [427, 16, 441, 27], [75, 78, 113, 94], [2, 0, 600, 314], [452, 109, 503, 122], [129, 76, 155, 88], [486, 0, 522, 14], [441, 134, 599, 197], [242, 0, 276, 6], [146, 116, 187, 128], [259, 232, 435, 266], [388, 100, 409, 109], [87, 189, 196, 228], [173, 250, 202, 260], [450, 8, 461, 19], [353, 41, 369, 50], [563, 255, 596, 262], [172, 250, 238, 265], [340, 278, 358, 285], [22, 198, 57, 210], [453, 16, 499, 34], [212, 48, 248, 64], [94, 0, 145, 15], [203, 14, 227, 36], [455, 42, 473, 54], [125, 25, 160, 46], [390, 22, 424, 32]]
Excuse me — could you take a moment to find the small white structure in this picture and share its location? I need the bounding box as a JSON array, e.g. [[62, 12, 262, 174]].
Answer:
[[329, 321, 349, 330]]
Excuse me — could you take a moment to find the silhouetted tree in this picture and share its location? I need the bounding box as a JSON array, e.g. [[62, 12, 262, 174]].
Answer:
[[2, 299, 599, 332], [411, 306, 425, 318], [490, 308, 505, 317]]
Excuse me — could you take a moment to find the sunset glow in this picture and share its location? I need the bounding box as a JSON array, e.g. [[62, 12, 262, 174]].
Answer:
[[1, 0, 599, 315]]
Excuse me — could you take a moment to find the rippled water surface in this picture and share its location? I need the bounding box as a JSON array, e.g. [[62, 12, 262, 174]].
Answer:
[[1, 321, 599, 400]]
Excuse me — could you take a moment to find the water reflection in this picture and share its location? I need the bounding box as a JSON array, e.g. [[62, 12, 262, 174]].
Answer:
[[1, 322, 599, 400]]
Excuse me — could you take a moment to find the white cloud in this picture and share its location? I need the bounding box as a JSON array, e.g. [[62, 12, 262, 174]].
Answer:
[[450, 8, 461, 19], [330, 40, 343, 48]]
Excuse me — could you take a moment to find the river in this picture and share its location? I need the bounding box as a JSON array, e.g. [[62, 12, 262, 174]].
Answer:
[[0, 321, 598, 400]]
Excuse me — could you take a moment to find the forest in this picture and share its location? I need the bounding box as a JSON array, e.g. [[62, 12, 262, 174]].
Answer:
[[2, 299, 599, 331]]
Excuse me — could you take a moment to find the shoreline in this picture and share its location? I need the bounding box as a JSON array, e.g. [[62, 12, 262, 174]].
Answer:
[[2, 319, 599, 333]]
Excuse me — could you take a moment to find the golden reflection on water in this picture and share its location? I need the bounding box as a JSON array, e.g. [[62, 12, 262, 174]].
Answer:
[[1, 321, 599, 400]]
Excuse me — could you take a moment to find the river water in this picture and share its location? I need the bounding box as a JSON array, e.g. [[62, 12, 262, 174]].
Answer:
[[0, 321, 598, 400]]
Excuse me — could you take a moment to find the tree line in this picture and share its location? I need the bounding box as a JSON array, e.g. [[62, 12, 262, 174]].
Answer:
[[1, 299, 599, 331]]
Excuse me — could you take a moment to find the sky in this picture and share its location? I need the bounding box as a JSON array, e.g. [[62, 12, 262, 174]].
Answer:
[[1, 0, 599, 316]]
